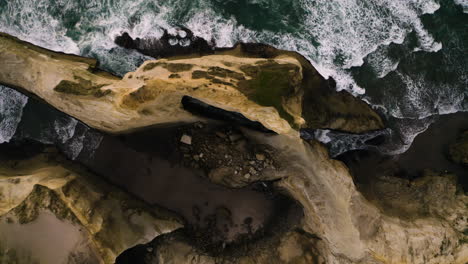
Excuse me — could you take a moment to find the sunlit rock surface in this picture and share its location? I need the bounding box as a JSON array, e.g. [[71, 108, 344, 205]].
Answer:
[[116, 130, 467, 264], [0, 32, 464, 264], [0, 152, 181, 264], [0, 33, 383, 136]]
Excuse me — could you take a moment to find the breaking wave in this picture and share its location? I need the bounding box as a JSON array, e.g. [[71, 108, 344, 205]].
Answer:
[[0, 86, 28, 144], [0, 0, 466, 154]]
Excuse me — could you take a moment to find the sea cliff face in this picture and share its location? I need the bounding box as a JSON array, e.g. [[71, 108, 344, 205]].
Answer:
[[0, 33, 466, 264]]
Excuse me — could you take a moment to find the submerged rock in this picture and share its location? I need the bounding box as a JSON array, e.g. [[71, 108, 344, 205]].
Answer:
[[0, 152, 182, 264]]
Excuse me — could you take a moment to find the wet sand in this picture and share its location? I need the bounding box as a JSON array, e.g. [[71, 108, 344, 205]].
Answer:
[[0, 211, 99, 264]]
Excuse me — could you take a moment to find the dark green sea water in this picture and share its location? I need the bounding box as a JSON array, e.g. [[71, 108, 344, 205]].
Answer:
[[0, 0, 466, 154]]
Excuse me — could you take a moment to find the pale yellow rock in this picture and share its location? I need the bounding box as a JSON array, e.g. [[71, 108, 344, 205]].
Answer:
[[0, 154, 182, 264], [0, 33, 303, 136]]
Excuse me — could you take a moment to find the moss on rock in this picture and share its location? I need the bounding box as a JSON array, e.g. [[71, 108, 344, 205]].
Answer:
[[12, 185, 77, 224], [54, 76, 111, 97], [169, 73, 181, 79], [122, 85, 160, 109], [192, 70, 210, 79], [207, 66, 245, 80], [163, 63, 193, 72], [238, 61, 301, 127]]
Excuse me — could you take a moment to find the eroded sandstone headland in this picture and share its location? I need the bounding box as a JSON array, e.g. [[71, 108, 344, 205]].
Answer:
[[0, 32, 466, 264]]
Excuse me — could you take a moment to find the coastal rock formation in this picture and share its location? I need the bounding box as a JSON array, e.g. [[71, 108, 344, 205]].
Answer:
[[1, 32, 464, 264], [115, 27, 214, 58], [265, 135, 467, 264], [450, 130, 468, 166], [116, 132, 468, 264], [0, 33, 383, 136], [0, 151, 181, 264]]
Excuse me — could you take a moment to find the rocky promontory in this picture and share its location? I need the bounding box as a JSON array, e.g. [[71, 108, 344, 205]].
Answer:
[[0, 32, 383, 136], [0, 32, 466, 264]]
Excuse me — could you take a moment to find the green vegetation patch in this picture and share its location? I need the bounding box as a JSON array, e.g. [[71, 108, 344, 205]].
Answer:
[[207, 66, 245, 80], [122, 85, 160, 109], [163, 63, 193, 72], [238, 61, 301, 126], [192, 70, 210, 79], [211, 78, 233, 86], [54, 76, 111, 97], [168, 73, 181, 79], [12, 185, 77, 224], [143, 62, 162, 71], [144, 62, 193, 72]]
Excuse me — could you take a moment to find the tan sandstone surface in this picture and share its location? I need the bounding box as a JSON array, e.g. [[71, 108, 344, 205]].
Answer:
[[0, 32, 383, 136], [0, 32, 465, 264], [0, 152, 181, 264]]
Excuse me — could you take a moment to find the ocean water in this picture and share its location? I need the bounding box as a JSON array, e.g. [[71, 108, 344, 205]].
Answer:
[[0, 0, 466, 154]]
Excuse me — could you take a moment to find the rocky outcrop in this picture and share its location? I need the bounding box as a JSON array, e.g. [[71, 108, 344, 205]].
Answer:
[[130, 229, 327, 264], [450, 130, 468, 166], [115, 131, 468, 264], [115, 27, 215, 58], [0, 33, 383, 137], [0, 151, 181, 264], [269, 135, 467, 264], [2, 32, 463, 264]]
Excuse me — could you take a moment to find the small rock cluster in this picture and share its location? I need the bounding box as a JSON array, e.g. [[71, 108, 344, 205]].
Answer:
[[177, 123, 279, 187]]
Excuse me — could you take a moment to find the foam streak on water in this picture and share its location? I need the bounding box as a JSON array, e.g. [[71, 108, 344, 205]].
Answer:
[[453, 0, 468, 13], [0, 86, 28, 144], [0, 0, 465, 155]]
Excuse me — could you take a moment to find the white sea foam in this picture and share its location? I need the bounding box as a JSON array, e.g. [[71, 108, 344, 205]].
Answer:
[[0, 0, 79, 54], [379, 117, 434, 155], [384, 71, 466, 120], [54, 117, 79, 144], [0, 86, 28, 144], [60, 124, 103, 160], [62, 126, 87, 160], [0, 0, 442, 90], [178, 0, 443, 96], [453, 0, 468, 13], [0, 0, 461, 155], [311, 129, 390, 157]]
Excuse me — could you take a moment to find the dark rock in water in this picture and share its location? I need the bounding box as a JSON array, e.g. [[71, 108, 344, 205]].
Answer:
[[181, 96, 274, 133], [449, 130, 468, 166], [301, 128, 389, 157], [115, 27, 215, 58], [340, 112, 468, 190]]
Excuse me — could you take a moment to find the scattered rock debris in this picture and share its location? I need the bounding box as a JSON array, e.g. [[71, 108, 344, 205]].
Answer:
[[176, 122, 280, 188]]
